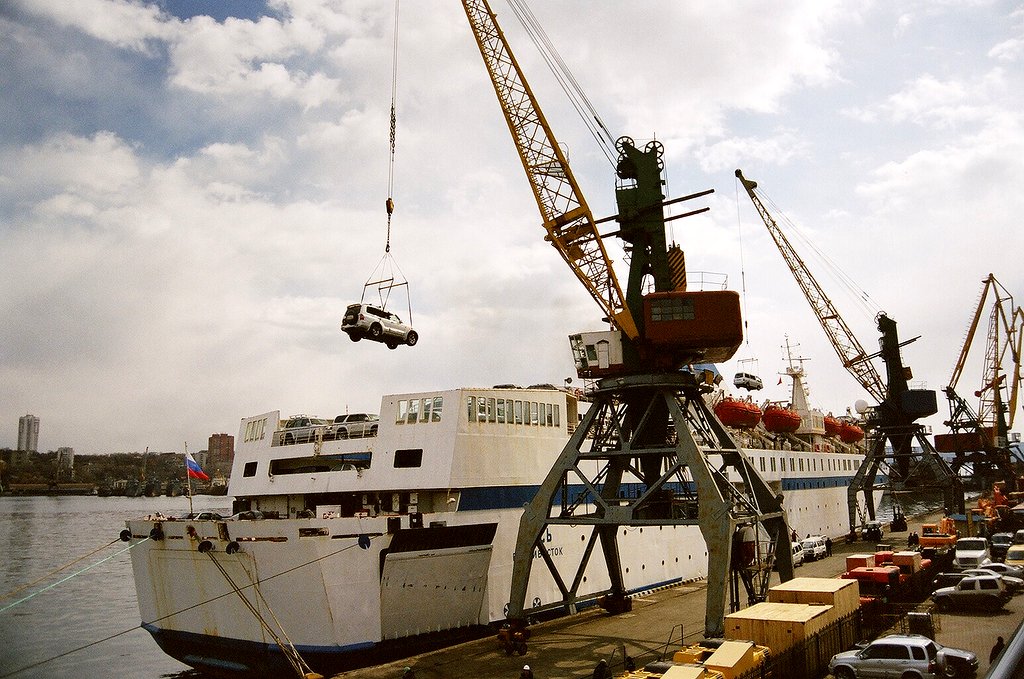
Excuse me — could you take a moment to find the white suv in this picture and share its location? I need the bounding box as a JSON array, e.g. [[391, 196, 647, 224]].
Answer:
[[342, 303, 418, 349]]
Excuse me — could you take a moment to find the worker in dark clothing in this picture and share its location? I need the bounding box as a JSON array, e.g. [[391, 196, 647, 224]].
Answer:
[[592, 659, 610, 679], [991, 636, 1005, 664], [825, 536, 833, 557], [520, 665, 534, 679]]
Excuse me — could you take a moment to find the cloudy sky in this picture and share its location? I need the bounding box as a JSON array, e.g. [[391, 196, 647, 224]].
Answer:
[[2, 0, 1023, 455]]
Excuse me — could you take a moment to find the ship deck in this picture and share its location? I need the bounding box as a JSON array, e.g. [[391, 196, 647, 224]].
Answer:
[[331, 506, 1022, 679]]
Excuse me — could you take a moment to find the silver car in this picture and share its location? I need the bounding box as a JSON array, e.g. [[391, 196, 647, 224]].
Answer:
[[342, 303, 418, 349], [829, 634, 977, 679]]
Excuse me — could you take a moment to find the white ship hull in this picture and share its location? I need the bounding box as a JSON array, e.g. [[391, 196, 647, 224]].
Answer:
[[125, 386, 877, 676]]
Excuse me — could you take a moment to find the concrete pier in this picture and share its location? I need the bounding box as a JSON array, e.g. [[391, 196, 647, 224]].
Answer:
[[334, 509, 1022, 678]]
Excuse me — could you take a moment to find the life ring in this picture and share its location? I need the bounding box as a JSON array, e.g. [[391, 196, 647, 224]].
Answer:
[[119, 529, 132, 542], [226, 541, 240, 554], [149, 525, 164, 541], [198, 540, 214, 553]]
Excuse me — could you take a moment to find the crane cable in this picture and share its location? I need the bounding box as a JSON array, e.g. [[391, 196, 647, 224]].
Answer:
[[505, 0, 618, 168], [384, 0, 400, 253]]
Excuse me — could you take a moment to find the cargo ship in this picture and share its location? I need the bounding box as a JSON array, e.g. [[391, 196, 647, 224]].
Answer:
[[124, 380, 875, 676]]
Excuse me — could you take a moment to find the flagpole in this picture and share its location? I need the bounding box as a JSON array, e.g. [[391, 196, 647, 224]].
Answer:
[[184, 441, 194, 515]]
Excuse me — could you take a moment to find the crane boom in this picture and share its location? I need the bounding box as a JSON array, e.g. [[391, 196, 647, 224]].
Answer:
[[461, 0, 638, 339], [735, 170, 885, 403]]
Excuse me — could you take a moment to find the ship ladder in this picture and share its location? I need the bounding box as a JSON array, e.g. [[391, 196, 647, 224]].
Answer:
[[203, 550, 323, 679]]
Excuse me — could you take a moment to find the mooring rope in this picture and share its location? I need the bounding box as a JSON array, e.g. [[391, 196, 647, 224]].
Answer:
[[0, 533, 379, 678], [203, 550, 315, 678], [0, 537, 120, 602], [0, 538, 146, 615]]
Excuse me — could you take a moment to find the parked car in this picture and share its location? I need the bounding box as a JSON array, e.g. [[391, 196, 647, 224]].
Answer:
[[329, 413, 379, 439], [801, 535, 827, 561], [1004, 545, 1024, 568], [931, 574, 1011, 611], [828, 633, 977, 679], [278, 415, 331, 444], [1014, 529, 1024, 544], [952, 536, 990, 569], [733, 372, 763, 391], [978, 561, 1024, 580], [341, 303, 418, 349], [961, 568, 1024, 594], [863, 520, 883, 542], [990, 532, 1014, 561], [930, 572, 968, 593], [792, 542, 805, 567]]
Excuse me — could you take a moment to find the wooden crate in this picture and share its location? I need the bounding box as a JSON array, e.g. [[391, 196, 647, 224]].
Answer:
[[724, 602, 832, 654], [703, 640, 766, 679], [845, 553, 875, 570], [766, 577, 860, 620], [891, 551, 923, 573]]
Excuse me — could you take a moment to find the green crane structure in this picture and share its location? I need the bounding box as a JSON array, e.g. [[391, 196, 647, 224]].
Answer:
[[461, 0, 794, 643]]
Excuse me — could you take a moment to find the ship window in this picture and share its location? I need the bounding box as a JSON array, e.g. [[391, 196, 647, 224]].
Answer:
[[407, 398, 419, 424], [488, 398, 496, 422], [394, 448, 423, 468], [799, 458, 804, 472], [759, 457, 765, 472], [531, 402, 539, 425], [789, 458, 795, 472], [257, 418, 265, 440], [545, 403, 553, 426], [477, 397, 487, 422], [497, 399, 506, 423], [397, 400, 409, 424], [466, 396, 475, 421], [243, 461, 257, 477], [419, 398, 431, 422], [432, 396, 443, 422], [245, 421, 254, 441], [770, 457, 777, 472], [515, 400, 523, 424]]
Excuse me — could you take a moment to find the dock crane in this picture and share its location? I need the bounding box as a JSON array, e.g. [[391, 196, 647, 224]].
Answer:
[[461, 0, 794, 642], [938, 273, 1023, 484], [735, 170, 964, 531]]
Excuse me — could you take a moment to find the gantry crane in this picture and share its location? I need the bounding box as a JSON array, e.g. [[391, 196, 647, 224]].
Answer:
[[462, 0, 794, 642], [735, 170, 964, 530], [938, 273, 1023, 483]]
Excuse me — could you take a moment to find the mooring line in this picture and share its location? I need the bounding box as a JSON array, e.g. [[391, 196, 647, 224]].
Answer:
[[0, 533, 378, 677], [0, 538, 146, 615], [0, 537, 121, 602]]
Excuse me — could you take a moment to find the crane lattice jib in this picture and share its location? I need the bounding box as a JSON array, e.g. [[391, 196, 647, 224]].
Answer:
[[736, 171, 886, 403], [461, 0, 638, 339]]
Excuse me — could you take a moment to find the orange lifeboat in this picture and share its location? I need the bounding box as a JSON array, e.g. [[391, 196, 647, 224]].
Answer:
[[823, 415, 842, 438], [839, 420, 864, 443], [714, 397, 762, 429], [762, 404, 801, 433]]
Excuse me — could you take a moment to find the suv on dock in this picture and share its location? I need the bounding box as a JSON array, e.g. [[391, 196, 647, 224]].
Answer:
[[828, 634, 977, 679], [931, 574, 1011, 612]]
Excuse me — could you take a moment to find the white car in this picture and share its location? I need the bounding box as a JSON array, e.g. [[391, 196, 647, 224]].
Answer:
[[342, 303, 418, 349], [733, 372, 763, 391], [801, 535, 827, 561]]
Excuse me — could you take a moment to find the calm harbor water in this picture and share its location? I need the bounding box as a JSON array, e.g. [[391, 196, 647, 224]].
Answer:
[[0, 495, 230, 679]]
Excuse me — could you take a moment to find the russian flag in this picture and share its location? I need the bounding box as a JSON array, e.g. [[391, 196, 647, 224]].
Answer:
[[186, 452, 210, 481]]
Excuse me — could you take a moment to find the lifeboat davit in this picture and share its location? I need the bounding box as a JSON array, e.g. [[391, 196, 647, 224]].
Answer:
[[823, 415, 842, 438], [839, 420, 864, 443], [714, 397, 762, 429], [762, 404, 802, 433]]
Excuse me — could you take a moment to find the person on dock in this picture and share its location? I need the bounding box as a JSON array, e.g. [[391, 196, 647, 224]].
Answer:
[[520, 664, 534, 679], [592, 659, 610, 679], [825, 536, 833, 557], [991, 636, 1005, 664]]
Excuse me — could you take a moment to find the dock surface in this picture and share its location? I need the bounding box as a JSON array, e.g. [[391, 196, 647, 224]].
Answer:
[[334, 509, 1021, 678]]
